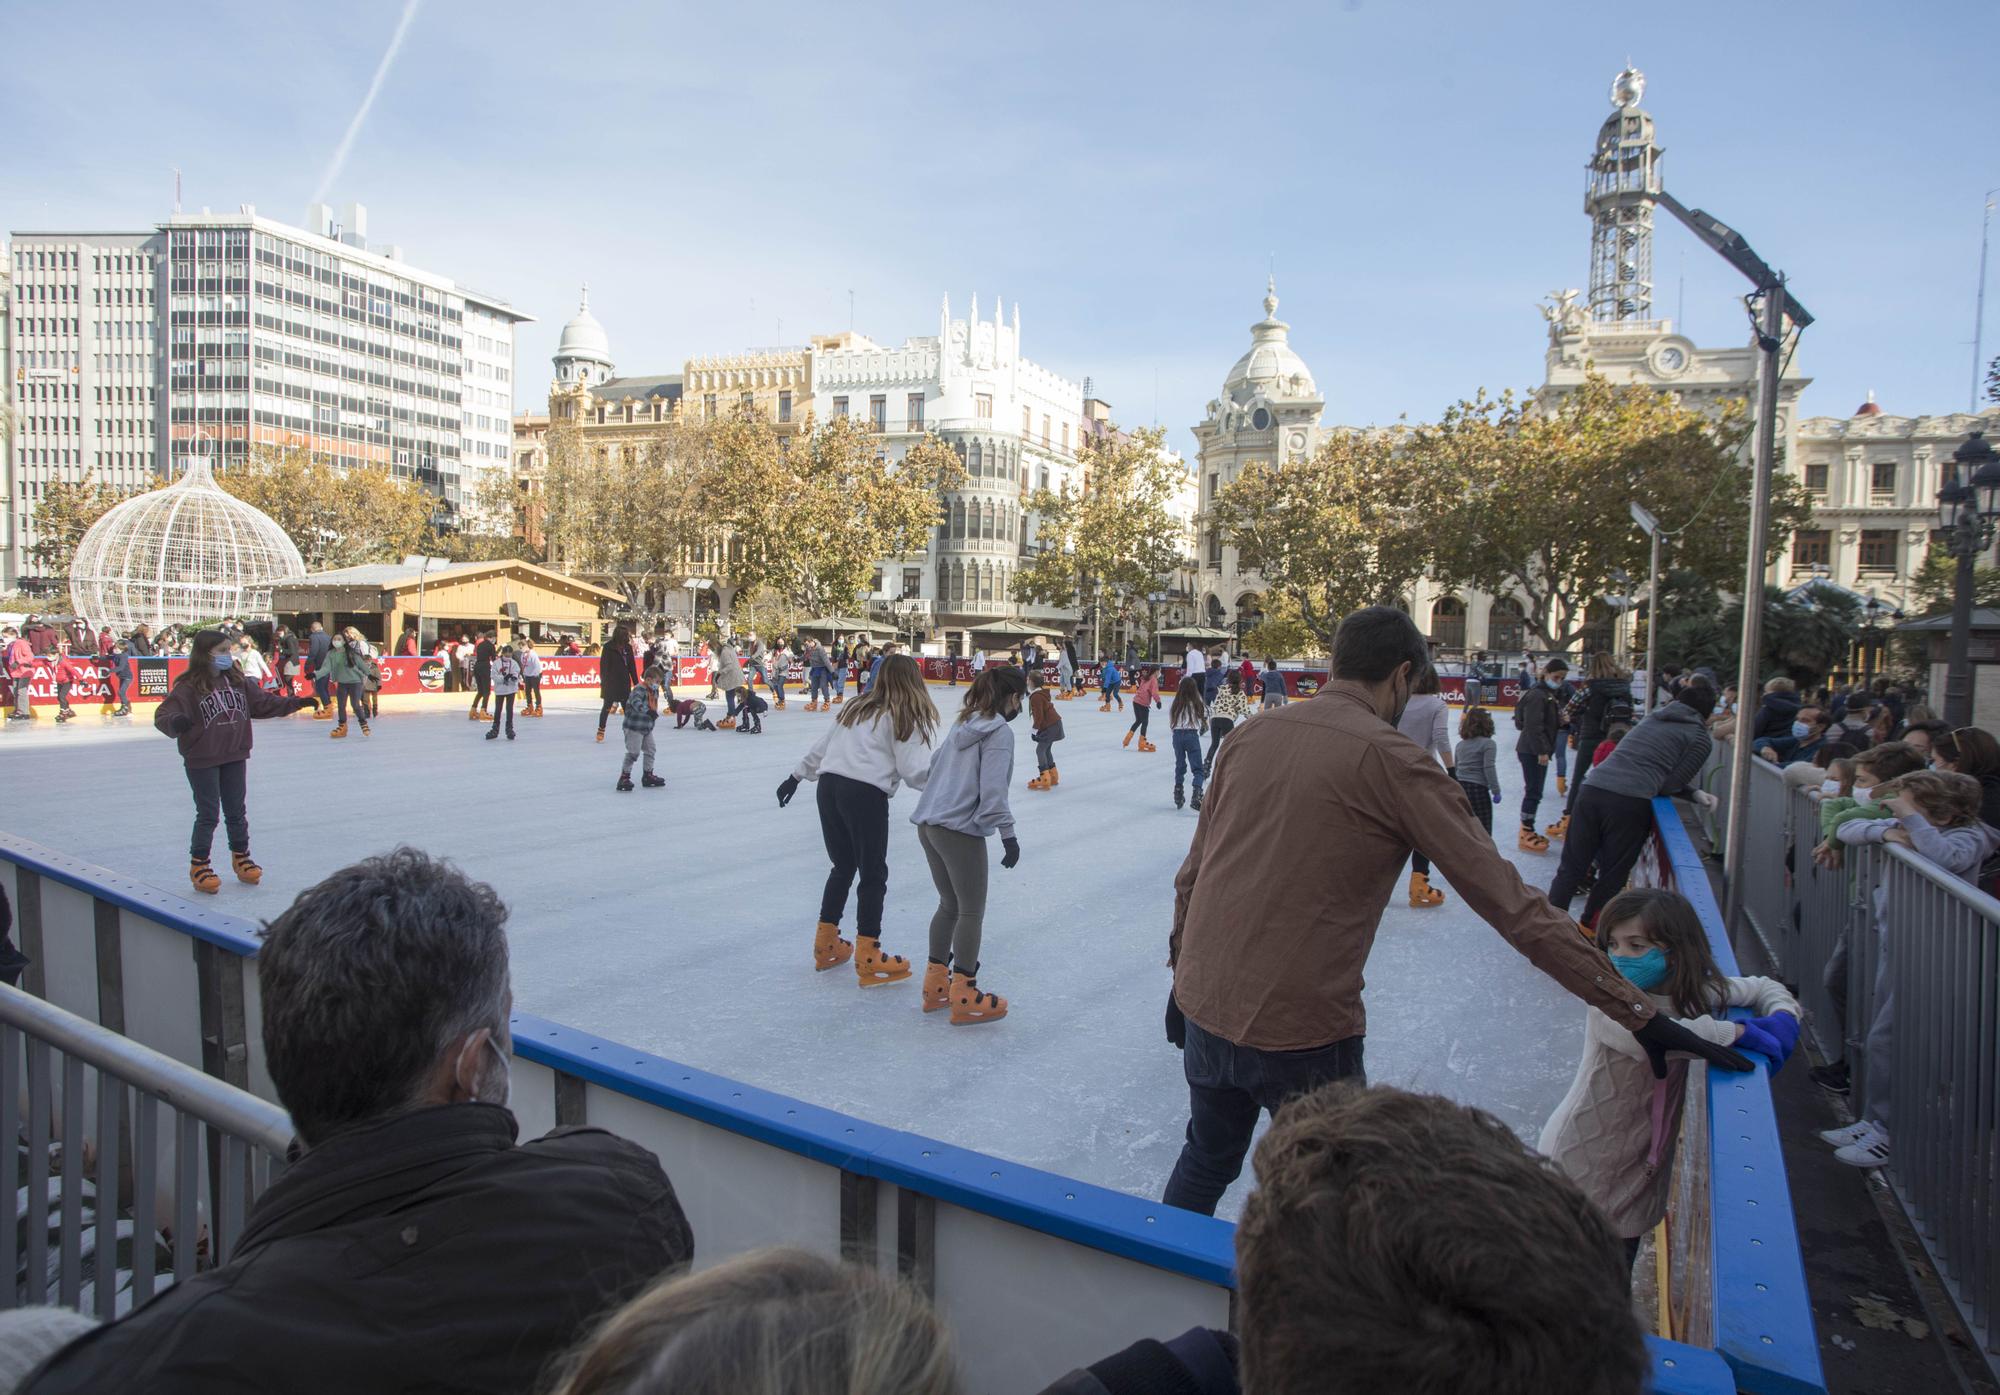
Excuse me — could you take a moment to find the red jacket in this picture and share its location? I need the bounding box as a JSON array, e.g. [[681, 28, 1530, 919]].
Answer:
[[52, 652, 95, 684], [5, 638, 36, 680]]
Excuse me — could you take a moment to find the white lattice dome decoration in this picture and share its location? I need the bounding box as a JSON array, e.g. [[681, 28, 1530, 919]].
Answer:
[[69, 456, 305, 631]]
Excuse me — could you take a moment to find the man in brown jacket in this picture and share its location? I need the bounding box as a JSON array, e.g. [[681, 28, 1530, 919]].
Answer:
[[1162, 606, 1748, 1215]]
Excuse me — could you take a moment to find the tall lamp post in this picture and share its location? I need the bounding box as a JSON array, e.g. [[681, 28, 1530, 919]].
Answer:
[[1630, 502, 1664, 714], [1147, 590, 1166, 662], [1935, 430, 2000, 727]]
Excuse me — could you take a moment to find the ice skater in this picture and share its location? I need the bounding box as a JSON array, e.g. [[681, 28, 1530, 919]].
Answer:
[[737, 687, 769, 734], [487, 645, 522, 741], [768, 639, 790, 710], [616, 664, 667, 791], [1259, 658, 1287, 710], [50, 638, 91, 723], [1098, 656, 1123, 711], [597, 624, 638, 743], [776, 653, 937, 985], [154, 629, 317, 893], [1055, 641, 1076, 700], [1026, 670, 1064, 789], [519, 638, 544, 717], [1169, 674, 1208, 809], [314, 630, 371, 737], [672, 696, 718, 731], [910, 666, 1024, 1025], [470, 630, 496, 722], [1205, 671, 1252, 774], [1123, 665, 1159, 751]]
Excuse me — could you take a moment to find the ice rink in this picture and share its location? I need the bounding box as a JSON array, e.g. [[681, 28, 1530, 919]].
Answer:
[[0, 685, 1587, 1217]]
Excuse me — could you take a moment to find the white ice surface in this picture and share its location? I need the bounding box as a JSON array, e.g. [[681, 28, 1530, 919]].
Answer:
[[0, 691, 1585, 1219]]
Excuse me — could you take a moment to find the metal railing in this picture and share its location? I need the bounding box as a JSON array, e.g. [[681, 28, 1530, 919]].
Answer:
[[1720, 748, 2000, 1360], [3, 983, 293, 1317]]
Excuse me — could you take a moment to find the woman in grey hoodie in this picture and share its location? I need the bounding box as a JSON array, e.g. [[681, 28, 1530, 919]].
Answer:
[[909, 666, 1026, 1025]]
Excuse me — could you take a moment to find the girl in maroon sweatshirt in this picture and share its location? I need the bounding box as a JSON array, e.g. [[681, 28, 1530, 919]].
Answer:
[[153, 630, 316, 894]]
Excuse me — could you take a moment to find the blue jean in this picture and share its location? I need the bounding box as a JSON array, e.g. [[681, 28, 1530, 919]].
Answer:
[[1553, 735, 1568, 777], [807, 666, 828, 702], [831, 665, 847, 698], [1518, 752, 1549, 829], [1172, 728, 1205, 794], [1162, 1017, 1366, 1215], [185, 760, 248, 859]]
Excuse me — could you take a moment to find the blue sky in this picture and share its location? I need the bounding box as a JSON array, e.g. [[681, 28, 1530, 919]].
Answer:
[[5, 0, 1997, 458]]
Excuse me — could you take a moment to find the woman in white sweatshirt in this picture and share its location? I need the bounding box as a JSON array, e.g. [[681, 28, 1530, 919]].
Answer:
[[1541, 886, 1798, 1277], [777, 654, 938, 985], [909, 666, 1026, 1025]]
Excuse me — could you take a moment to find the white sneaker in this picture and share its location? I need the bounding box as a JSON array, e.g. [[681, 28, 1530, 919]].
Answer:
[[1835, 1133, 1891, 1169], [1818, 1120, 1879, 1148]]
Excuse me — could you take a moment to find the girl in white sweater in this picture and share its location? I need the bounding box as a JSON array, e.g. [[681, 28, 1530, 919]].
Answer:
[[1540, 886, 1799, 1276], [777, 654, 938, 985]]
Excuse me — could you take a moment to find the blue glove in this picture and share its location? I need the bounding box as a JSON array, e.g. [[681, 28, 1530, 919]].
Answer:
[[1740, 1012, 1799, 1069], [1735, 1021, 1785, 1064], [1491, 789, 1503, 805]]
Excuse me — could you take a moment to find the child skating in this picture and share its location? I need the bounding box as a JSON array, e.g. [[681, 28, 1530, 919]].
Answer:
[[1123, 665, 1159, 751], [1026, 671, 1064, 789], [1540, 886, 1786, 1277], [616, 664, 667, 791], [776, 653, 937, 985], [1168, 674, 1208, 809], [737, 688, 770, 734], [1098, 657, 1123, 711], [910, 666, 1025, 1024], [153, 629, 318, 893], [672, 697, 718, 731], [487, 646, 522, 740]]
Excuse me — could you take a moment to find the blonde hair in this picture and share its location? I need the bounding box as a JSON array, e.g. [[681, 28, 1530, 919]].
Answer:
[[1875, 770, 1982, 828], [547, 1248, 959, 1395], [1762, 676, 1796, 695], [1588, 652, 1624, 680], [837, 653, 938, 745], [341, 626, 365, 646]]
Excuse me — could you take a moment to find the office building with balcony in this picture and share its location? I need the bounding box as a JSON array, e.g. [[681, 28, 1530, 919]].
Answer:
[[811, 295, 1090, 653], [6, 231, 166, 590], [163, 201, 528, 521]]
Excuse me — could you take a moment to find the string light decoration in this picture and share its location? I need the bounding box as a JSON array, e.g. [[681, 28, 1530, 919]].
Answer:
[[68, 454, 304, 631]]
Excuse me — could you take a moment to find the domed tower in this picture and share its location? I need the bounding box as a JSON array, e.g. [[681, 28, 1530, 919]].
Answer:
[[1585, 67, 1663, 322], [552, 285, 614, 389]]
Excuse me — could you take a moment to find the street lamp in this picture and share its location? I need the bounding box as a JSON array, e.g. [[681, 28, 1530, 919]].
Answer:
[[1935, 429, 2000, 726], [1629, 502, 1664, 714], [1147, 590, 1166, 662]]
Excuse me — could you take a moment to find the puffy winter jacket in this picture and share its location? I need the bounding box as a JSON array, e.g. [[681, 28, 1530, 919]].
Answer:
[[712, 644, 745, 689]]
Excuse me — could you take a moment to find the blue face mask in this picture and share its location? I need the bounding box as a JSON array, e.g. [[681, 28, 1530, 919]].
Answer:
[[211, 653, 234, 671], [1791, 721, 1811, 740], [1610, 947, 1670, 992]]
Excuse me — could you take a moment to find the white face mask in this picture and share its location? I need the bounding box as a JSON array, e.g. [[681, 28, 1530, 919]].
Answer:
[[1851, 785, 1873, 802], [1820, 778, 1842, 795]]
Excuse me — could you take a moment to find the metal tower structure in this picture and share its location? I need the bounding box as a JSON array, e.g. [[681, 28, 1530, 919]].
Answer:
[[1585, 67, 1663, 322]]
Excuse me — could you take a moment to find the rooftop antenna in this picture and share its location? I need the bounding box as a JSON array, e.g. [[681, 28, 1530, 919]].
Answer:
[[173, 167, 182, 214], [848, 288, 855, 332], [1974, 188, 1998, 412]]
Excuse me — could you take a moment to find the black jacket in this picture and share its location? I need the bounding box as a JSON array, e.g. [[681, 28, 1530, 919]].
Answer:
[[24, 1105, 693, 1395], [1752, 691, 1802, 742], [1570, 675, 1634, 752], [599, 640, 637, 700], [1515, 682, 1562, 757]]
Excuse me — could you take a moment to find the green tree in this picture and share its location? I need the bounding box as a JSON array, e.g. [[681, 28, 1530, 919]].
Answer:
[[1417, 374, 1812, 652], [1013, 425, 1194, 637], [217, 446, 437, 572], [538, 419, 702, 609], [1210, 426, 1454, 652], [30, 476, 149, 586], [1654, 570, 1862, 687], [1238, 590, 1320, 660], [686, 413, 962, 617]]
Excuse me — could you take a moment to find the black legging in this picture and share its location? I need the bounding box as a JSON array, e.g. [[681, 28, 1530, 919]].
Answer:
[[1128, 705, 1150, 738], [1548, 785, 1657, 927], [489, 692, 514, 732], [816, 771, 890, 939], [1205, 717, 1235, 771], [598, 696, 624, 731], [1563, 735, 1603, 815], [473, 670, 491, 711], [523, 676, 541, 710]]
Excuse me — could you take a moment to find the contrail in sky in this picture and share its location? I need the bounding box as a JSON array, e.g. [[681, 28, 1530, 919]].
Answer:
[[312, 0, 423, 206]]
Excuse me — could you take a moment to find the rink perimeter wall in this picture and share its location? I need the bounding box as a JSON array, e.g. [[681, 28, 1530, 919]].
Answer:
[[1, 824, 1774, 1394]]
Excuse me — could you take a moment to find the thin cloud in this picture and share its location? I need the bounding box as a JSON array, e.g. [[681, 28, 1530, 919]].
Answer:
[[312, 0, 422, 206]]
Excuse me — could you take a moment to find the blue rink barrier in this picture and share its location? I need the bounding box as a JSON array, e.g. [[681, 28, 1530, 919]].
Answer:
[[0, 826, 1800, 1392]]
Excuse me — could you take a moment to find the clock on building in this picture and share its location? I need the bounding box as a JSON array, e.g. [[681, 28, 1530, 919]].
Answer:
[[1651, 343, 1689, 377]]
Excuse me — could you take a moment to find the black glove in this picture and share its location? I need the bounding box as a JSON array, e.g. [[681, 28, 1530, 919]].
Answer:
[[1633, 1014, 1753, 1080], [1165, 990, 1187, 1050], [1000, 836, 1020, 869], [169, 715, 193, 735], [776, 775, 800, 808]]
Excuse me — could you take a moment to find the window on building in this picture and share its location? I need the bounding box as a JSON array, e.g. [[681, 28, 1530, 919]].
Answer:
[[1805, 461, 1829, 495], [871, 570, 883, 594], [1488, 598, 1527, 653], [951, 499, 965, 539], [1858, 529, 1898, 571], [907, 393, 924, 430], [833, 396, 849, 418], [1430, 597, 1467, 650], [1791, 529, 1830, 567], [902, 568, 921, 599], [778, 391, 792, 423], [976, 393, 992, 420], [1041, 414, 1051, 447], [1870, 460, 1896, 500], [1038, 465, 1049, 491], [1207, 529, 1222, 569], [869, 395, 887, 430], [1060, 422, 1069, 452]]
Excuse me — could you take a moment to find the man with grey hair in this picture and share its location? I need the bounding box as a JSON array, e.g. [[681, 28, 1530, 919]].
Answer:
[[24, 848, 693, 1395]]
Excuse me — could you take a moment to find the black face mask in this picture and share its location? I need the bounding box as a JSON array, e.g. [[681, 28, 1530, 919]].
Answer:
[[1003, 705, 1020, 723]]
